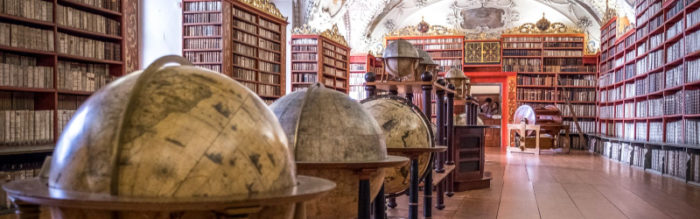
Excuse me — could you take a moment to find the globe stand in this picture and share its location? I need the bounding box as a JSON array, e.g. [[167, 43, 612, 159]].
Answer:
[[295, 155, 409, 219], [386, 146, 447, 219], [2, 176, 335, 219]]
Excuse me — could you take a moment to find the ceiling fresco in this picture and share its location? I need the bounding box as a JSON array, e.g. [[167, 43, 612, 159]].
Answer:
[[289, 0, 635, 54]]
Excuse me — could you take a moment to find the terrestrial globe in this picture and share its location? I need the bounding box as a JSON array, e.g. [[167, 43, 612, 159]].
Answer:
[[270, 83, 389, 218], [383, 39, 421, 80], [361, 95, 434, 195], [48, 55, 297, 218], [415, 48, 438, 78]]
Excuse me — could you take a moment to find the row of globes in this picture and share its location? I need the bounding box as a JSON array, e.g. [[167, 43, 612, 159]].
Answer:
[[383, 39, 472, 98], [15, 39, 470, 219]]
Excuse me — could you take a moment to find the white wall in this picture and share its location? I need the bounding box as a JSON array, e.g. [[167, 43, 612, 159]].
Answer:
[[471, 85, 501, 95], [272, 0, 293, 94], [140, 0, 183, 68]]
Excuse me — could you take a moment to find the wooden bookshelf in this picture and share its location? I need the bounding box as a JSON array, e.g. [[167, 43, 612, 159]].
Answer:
[[291, 25, 350, 93], [385, 36, 464, 75], [0, 0, 138, 212], [591, 0, 700, 185], [182, 0, 287, 104], [0, 0, 128, 148], [502, 28, 598, 136], [349, 53, 383, 99]]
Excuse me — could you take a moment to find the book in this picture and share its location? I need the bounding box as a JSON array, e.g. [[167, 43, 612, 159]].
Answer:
[[0, 22, 54, 51], [57, 33, 121, 61], [64, 0, 121, 12], [57, 5, 121, 36], [0, 0, 53, 22]]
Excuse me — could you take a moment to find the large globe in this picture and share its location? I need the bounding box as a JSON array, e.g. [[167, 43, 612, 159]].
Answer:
[[270, 83, 387, 218], [361, 96, 434, 195], [48, 56, 296, 218]]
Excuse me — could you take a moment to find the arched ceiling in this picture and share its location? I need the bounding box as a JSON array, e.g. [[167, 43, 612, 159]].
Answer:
[[293, 0, 635, 54]]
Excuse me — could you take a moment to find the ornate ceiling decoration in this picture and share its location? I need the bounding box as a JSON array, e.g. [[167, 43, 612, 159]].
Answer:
[[504, 14, 583, 34], [292, 24, 321, 35], [294, 0, 635, 54], [384, 18, 465, 37]]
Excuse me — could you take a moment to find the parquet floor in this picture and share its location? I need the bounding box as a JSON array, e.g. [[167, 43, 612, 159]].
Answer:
[[386, 147, 700, 219], [3, 148, 700, 219]]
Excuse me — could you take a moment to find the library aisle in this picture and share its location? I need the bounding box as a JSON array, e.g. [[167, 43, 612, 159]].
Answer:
[[387, 147, 700, 219]]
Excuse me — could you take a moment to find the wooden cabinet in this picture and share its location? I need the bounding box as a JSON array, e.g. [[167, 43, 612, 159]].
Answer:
[[452, 125, 491, 191]]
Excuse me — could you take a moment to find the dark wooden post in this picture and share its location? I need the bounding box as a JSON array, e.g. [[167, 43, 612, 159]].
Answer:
[[435, 79, 446, 172], [364, 72, 377, 98], [373, 184, 386, 219], [358, 176, 371, 219], [446, 84, 456, 197], [408, 159, 419, 219], [421, 72, 433, 218]]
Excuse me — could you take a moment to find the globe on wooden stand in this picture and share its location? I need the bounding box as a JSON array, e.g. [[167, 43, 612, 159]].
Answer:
[[361, 96, 436, 196], [382, 39, 422, 82], [362, 70, 448, 219], [415, 49, 439, 82], [1, 56, 335, 219], [270, 83, 409, 219]]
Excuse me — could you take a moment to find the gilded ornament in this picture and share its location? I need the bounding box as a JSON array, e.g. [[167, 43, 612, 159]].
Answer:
[[384, 21, 465, 38], [292, 24, 321, 35], [535, 13, 551, 31], [238, 0, 287, 21], [320, 24, 349, 47]]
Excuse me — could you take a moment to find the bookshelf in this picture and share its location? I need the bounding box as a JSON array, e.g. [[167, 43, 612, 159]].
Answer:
[[290, 25, 350, 93], [385, 36, 464, 76], [182, 0, 287, 104], [502, 25, 598, 138], [0, 0, 136, 211], [591, 0, 700, 185], [349, 53, 383, 99]]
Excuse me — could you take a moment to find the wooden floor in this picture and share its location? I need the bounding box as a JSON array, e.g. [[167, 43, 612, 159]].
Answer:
[[387, 147, 700, 219], [3, 148, 700, 219]]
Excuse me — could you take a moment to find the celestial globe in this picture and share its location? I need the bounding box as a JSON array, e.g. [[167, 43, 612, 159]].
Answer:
[[48, 56, 296, 218], [361, 96, 435, 195]]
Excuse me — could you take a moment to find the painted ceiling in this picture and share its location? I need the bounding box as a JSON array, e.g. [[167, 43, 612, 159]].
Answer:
[[289, 0, 636, 55]]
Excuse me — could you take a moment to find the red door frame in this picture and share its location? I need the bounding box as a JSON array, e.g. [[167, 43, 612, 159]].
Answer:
[[464, 71, 516, 151]]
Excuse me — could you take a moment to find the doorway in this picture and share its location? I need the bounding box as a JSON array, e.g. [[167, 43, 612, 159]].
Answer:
[[471, 84, 502, 148]]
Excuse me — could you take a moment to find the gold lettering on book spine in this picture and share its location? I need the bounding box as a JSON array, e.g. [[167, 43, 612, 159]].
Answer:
[[237, 0, 286, 21]]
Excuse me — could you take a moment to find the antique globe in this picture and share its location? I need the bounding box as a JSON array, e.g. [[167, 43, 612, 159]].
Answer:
[[415, 49, 438, 79], [445, 67, 469, 98], [270, 83, 388, 218], [361, 96, 434, 195], [383, 39, 421, 80], [48, 56, 296, 218]]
